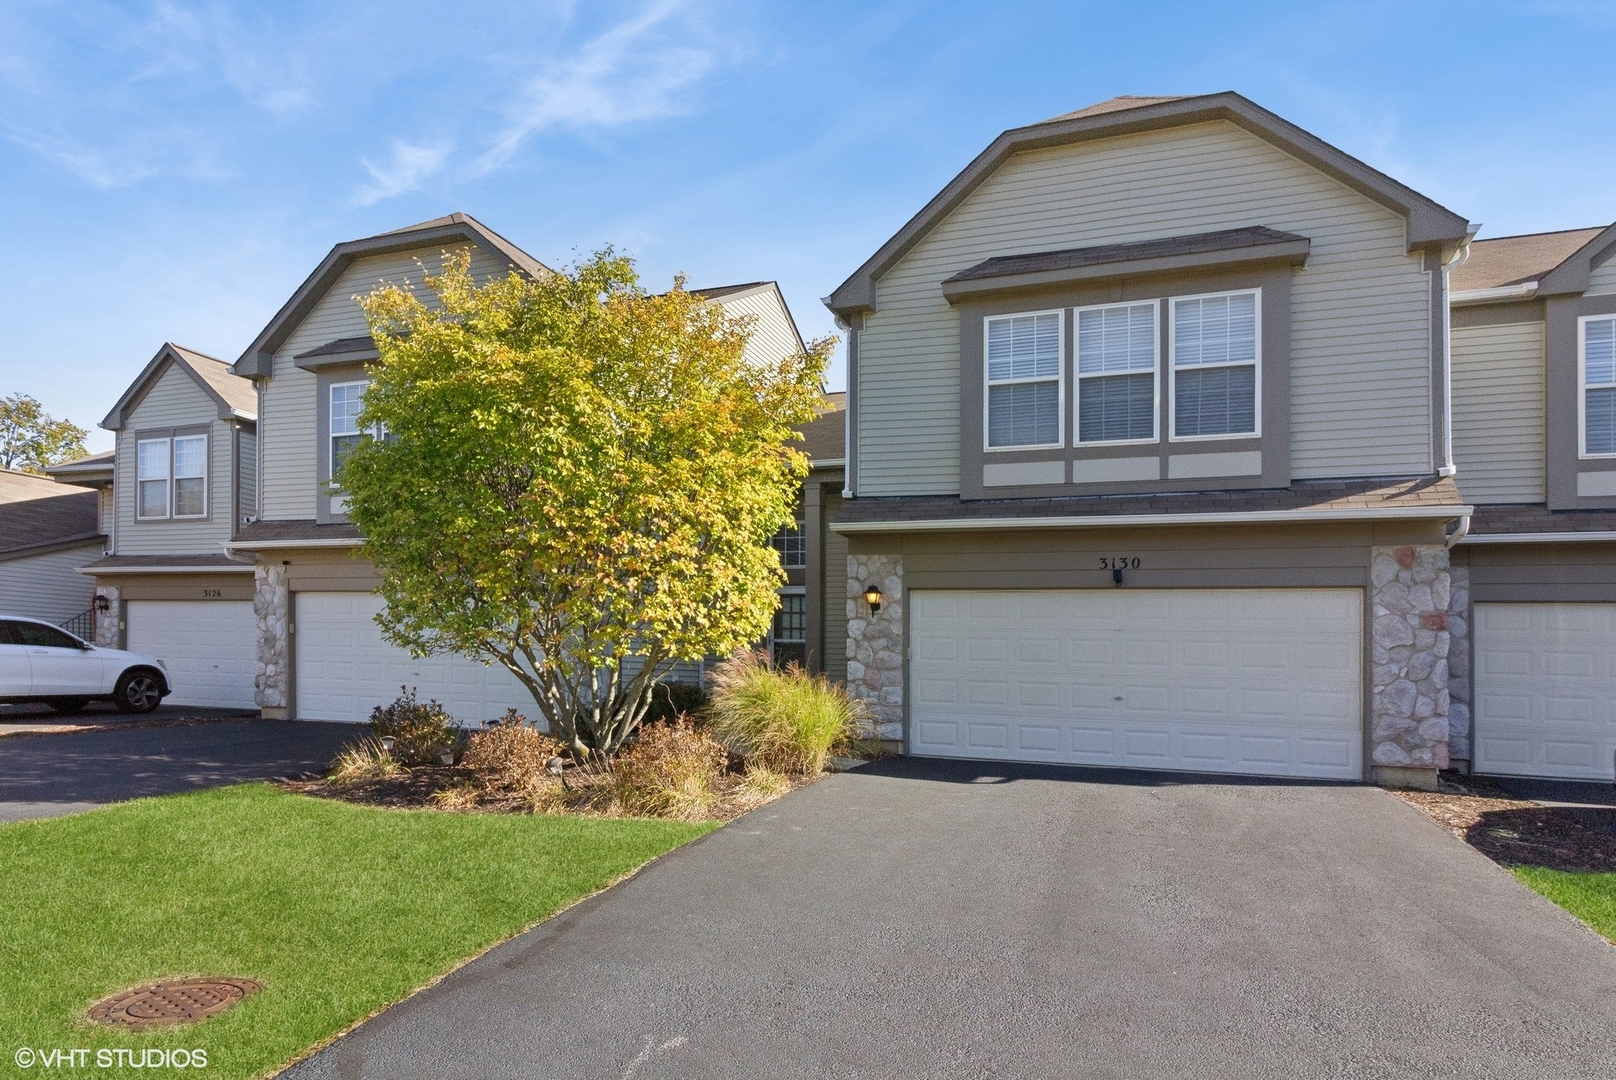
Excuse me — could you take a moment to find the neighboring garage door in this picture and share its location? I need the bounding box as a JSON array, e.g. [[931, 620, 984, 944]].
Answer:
[[909, 589, 1363, 780], [125, 600, 257, 709], [293, 591, 532, 724], [1474, 603, 1616, 780]]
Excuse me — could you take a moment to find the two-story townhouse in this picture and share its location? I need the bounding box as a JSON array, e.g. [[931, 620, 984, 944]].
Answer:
[[1447, 223, 1616, 781], [825, 93, 1476, 790], [224, 214, 813, 724], [0, 465, 104, 630], [71, 343, 260, 708]]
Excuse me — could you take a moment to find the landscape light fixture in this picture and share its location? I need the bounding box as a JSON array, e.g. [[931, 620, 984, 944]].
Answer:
[[864, 584, 883, 613]]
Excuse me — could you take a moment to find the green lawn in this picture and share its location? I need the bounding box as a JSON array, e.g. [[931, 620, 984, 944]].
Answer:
[[0, 784, 712, 1078], [1515, 868, 1616, 943]]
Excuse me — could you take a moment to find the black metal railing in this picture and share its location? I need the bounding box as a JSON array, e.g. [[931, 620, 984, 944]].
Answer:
[[59, 609, 95, 641]]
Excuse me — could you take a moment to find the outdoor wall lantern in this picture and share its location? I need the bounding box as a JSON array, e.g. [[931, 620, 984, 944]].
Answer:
[[94, 595, 111, 612], [864, 584, 883, 613]]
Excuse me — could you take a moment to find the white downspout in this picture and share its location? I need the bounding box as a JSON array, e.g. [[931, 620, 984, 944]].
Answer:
[[1437, 234, 1475, 478], [1446, 512, 1471, 549]]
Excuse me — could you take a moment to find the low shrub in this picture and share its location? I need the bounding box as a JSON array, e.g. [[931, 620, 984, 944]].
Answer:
[[461, 711, 562, 795], [639, 681, 712, 727], [328, 738, 404, 788], [369, 687, 458, 765], [707, 652, 866, 775], [610, 718, 730, 820]]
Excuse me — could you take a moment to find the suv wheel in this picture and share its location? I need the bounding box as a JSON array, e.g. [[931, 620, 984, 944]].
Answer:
[[114, 670, 164, 714]]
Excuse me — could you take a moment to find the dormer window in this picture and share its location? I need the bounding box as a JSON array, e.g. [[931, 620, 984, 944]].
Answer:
[[985, 311, 1062, 449], [1170, 290, 1260, 439], [1581, 316, 1616, 457], [136, 434, 207, 520]]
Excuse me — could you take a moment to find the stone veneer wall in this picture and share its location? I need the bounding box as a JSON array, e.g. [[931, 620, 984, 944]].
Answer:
[[846, 553, 904, 741], [1445, 566, 1472, 767], [255, 563, 289, 714], [1370, 545, 1452, 780], [93, 585, 120, 649]]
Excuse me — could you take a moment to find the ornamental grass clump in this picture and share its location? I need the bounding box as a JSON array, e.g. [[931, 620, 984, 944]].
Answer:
[[707, 652, 865, 775], [460, 710, 563, 795], [328, 738, 404, 788], [368, 687, 458, 765], [609, 718, 730, 820]]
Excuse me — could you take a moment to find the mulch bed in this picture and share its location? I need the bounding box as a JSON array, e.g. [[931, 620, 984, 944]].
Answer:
[[1394, 775, 1616, 873]]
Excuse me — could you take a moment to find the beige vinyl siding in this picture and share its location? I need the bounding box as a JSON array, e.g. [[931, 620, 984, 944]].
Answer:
[[116, 365, 237, 555], [1587, 256, 1616, 297], [260, 244, 516, 521], [716, 287, 801, 367], [822, 492, 848, 682], [0, 542, 101, 623], [858, 120, 1433, 495], [98, 487, 113, 535], [1452, 320, 1546, 504], [237, 429, 258, 523]]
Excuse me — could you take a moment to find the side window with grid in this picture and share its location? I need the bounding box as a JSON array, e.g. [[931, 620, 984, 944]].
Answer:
[[770, 593, 806, 670], [771, 505, 805, 568]]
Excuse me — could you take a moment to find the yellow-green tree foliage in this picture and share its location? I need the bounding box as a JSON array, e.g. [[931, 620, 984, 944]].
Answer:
[[343, 250, 828, 757]]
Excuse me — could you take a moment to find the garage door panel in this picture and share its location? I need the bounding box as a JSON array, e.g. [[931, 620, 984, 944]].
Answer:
[[126, 600, 256, 710], [1475, 602, 1616, 780], [910, 588, 1363, 780], [294, 591, 532, 725]]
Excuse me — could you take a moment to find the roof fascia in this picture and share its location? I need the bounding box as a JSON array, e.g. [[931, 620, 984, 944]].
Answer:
[[941, 237, 1309, 303], [233, 218, 548, 377], [1537, 221, 1616, 297], [101, 344, 236, 431], [830, 503, 1472, 534], [826, 92, 1470, 316]]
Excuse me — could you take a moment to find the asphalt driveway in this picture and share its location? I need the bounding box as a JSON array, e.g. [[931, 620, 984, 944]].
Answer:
[[0, 719, 359, 821], [282, 757, 1616, 1079]]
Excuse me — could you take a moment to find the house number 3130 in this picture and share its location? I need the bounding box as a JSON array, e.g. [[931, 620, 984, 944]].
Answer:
[[1098, 557, 1140, 570]]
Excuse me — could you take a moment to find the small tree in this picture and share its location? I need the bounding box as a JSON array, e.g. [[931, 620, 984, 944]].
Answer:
[[0, 394, 88, 473], [342, 250, 828, 758]]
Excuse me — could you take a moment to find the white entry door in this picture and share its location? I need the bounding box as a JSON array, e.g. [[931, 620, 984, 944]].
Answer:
[[293, 591, 533, 724], [908, 588, 1363, 780], [126, 600, 257, 709], [1474, 603, 1616, 780]]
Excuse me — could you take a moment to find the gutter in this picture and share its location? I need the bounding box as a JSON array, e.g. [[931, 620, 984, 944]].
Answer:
[[830, 504, 1474, 534], [1450, 282, 1538, 306], [1460, 531, 1616, 545], [223, 537, 365, 551], [77, 563, 256, 575]]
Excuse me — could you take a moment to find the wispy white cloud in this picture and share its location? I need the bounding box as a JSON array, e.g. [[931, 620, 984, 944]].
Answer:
[[353, 138, 455, 206], [473, 0, 731, 176]]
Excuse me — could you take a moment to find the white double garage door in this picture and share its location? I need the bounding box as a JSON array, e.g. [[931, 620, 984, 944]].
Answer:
[[909, 589, 1364, 780]]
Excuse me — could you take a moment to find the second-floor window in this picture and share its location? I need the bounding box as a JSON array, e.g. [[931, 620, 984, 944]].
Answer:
[[1582, 316, 1616, 457], [771, 505, 805, 568], [330, 382, 369, 474], [1171, 290, 1260, 439], [1077, 301, 1158, 443], [136, 435, 206, 520], [986, 311, 1062, 449]]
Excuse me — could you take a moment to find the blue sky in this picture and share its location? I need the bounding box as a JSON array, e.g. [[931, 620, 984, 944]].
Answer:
[[2, 1, 1613, 454]]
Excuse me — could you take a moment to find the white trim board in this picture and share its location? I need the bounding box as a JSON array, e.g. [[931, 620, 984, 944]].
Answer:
[[830, 504, 1472, 534]]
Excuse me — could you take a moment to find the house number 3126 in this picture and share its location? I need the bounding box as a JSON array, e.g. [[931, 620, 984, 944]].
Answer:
[[201, 588, 222, 598], [1098, 557, 1140, 570]]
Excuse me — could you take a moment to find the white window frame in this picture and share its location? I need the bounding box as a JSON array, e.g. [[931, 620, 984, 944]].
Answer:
[[329, 380, 375, 475], [769, 586, 807, 668], [1578, 314, 1616, 459], [136, 437, 171, 521], [170, 433, 208, 519], [1073, 298, 1160, 446], [983, 309, 1065, 452], [1167, 288, 1263, 443]]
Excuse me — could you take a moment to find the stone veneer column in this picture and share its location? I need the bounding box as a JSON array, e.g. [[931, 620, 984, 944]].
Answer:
[[1444, 566, 1472, 769], [846, 553, 904, 741], [1370, 545, 1452, 787], [92, 585, 121, 649], [255, 562, 289, 717]]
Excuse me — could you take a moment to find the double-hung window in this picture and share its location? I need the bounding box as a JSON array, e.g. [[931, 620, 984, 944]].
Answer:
[[770, 592, 807, 670], [985, 311, 1062, 448], [1076, 301, 1157, 443], [771, 505, 805, 568], [136, 435, 207, 520], [1171, 290, 1260, 439], [137, 439, 170, 519], [330, 382, 369, 475], [1582, 316, 1616, 457]]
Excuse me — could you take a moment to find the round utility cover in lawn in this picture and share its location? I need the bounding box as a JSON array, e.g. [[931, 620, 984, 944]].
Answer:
[[87, 977, 261, 1029]]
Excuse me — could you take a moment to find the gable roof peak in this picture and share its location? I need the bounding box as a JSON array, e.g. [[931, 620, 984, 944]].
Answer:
[[100, 342, 256, 431], [1042, 95, 1187, 123]]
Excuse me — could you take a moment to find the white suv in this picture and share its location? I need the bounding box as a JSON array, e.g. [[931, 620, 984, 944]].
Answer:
[[0, 616, 170, 714]]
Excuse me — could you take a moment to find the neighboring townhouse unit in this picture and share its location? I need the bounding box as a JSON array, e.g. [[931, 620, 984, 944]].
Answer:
[[0, 465, 104, 629], [825, 93, 1477, 789], [76, 343, 260, 708], [1448, 224, 1616, 781], [224, 213, 815, 724], [772, 395, 847, 679]]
